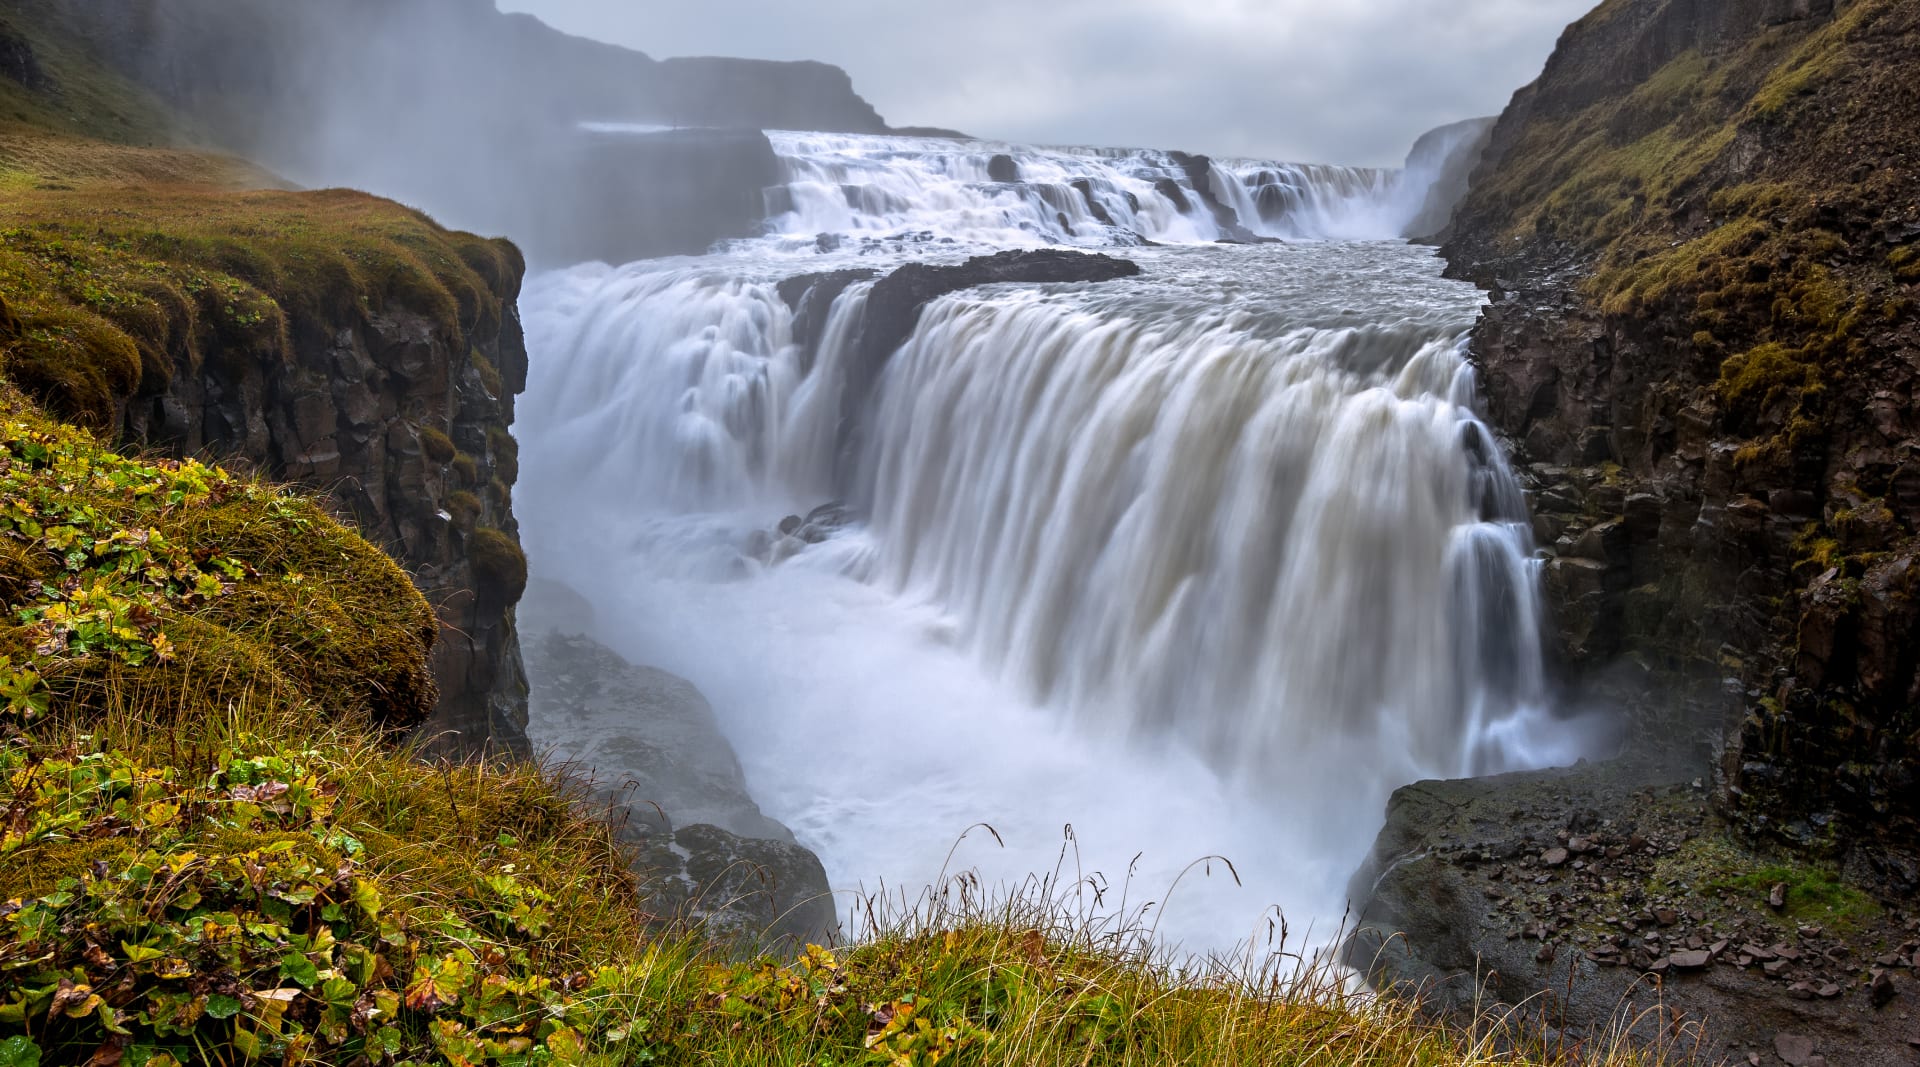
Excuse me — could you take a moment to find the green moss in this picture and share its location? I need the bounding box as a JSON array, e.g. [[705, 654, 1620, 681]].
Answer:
[[446, 489, 482, 529], [467, 526, 527, 603], [1, 302, 142, 430], [451, 451, 479, 486], [1643, 833, 1881, 935], [1711, 865, 1881, 932], [417, 424, 456, 463], [1718, 342, 1821, 412], [0, 177, 523, 427], [0, 395, 438, 733], [1749, 0, 1878, 119], [471, 350, 503, 398], [1892, 245, 1920, 281], [488, 425, 519, 484]]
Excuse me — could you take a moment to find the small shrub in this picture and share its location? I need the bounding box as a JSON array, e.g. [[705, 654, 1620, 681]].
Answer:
[[446, 489, 482, 528], [467, 526, 527, 602], [451, 451, 479, 485], [417, 425, 456, 463], [487, 425, 519, 484]]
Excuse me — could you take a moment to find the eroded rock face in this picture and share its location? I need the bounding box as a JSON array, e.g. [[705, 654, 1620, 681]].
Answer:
[[521, 584, 838, 948], [124, 260, 532, 758]]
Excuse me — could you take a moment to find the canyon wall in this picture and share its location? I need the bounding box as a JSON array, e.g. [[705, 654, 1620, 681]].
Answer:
[[1445, 0, 1919, 884]]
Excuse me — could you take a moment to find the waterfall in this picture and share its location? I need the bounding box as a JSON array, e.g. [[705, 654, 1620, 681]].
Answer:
[[740, 131, 1450, 248], [515, 132, 1601, 953], [856, 291, 1552, 785]]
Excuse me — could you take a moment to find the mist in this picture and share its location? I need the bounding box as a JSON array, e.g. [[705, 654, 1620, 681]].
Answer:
[[49, 0, 1592, 265]]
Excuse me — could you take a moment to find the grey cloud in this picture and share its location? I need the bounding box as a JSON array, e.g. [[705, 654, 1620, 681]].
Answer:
[[499, 0, 1596, 165]]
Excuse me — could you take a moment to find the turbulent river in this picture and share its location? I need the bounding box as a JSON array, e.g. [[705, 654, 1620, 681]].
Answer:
[[514, 130, 1605, 955]]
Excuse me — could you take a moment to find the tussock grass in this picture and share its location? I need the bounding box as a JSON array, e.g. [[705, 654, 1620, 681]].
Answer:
[[4, 682, 1686, 1066]]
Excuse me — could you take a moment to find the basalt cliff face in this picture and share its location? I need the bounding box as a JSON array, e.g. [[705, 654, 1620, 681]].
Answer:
[[1351, 0, 1920, 1059]]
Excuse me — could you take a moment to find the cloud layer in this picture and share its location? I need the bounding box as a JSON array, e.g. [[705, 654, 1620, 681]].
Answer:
[[498, 0, 1597, 166]]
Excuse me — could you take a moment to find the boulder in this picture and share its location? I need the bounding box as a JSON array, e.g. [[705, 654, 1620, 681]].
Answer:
[[522, 614, 839, 947]]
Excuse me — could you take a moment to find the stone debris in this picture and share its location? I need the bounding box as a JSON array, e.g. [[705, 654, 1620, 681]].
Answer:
[[1773, 1033, 1815, 1066]]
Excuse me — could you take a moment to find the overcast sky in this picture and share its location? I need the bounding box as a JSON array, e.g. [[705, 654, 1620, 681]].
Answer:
[[498, 0, 1596, 167]]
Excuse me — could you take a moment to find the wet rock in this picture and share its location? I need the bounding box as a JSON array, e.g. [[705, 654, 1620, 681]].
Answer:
[[523, 622, 839, 947], [824, 250, 1139, 488], [1153, 178, 1193, 214], [987, 153, 1020, 182], [1069, 179, 1117, 226], [1774, 1033, 1816, 1066]]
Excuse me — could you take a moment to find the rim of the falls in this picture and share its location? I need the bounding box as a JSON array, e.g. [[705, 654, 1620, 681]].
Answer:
[[586, 125, 1484, 251], [514, 235, 1615, 955]]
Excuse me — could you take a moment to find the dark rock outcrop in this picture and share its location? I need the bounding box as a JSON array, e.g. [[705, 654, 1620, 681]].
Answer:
[[777, 268, 879, 368], [0, 18, 50, 92], [857, 249, 1142, 367], [520, 584, 838, 948], [1440, 0, 1920, 878], [776, 250, 1142, 493], [1167, 151, 1261, 242], [986, 153, 1021, 182], [1350, 762, 1919, 1067]]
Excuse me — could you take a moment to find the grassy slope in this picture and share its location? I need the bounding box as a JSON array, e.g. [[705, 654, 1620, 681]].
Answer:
[[0, 11, 1671, 1067], [1459, 0, 1919, 459]]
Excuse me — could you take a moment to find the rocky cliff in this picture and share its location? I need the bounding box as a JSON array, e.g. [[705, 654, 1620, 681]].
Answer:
[[1350, 0, 1920, 1059], [123, 210, 535, 759], [1447, 0, 1918, 885]]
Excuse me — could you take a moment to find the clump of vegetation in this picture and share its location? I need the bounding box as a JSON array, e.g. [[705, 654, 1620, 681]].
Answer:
[[0, 388, 438, 733], [472, 352, 504, 400], [452, 452, 480, 487], [488, 428, 519, 486], [447, 490, 484, 530], [1709, 864, 1881, 933], [418, 426, 458, 464], [0, 167, 519, 432], [466, 527, 528, 603]]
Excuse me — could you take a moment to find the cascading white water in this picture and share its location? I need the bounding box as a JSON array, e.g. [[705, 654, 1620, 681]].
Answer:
[[517, 130, 1605, 955], [737, 131, 1454, 249]]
